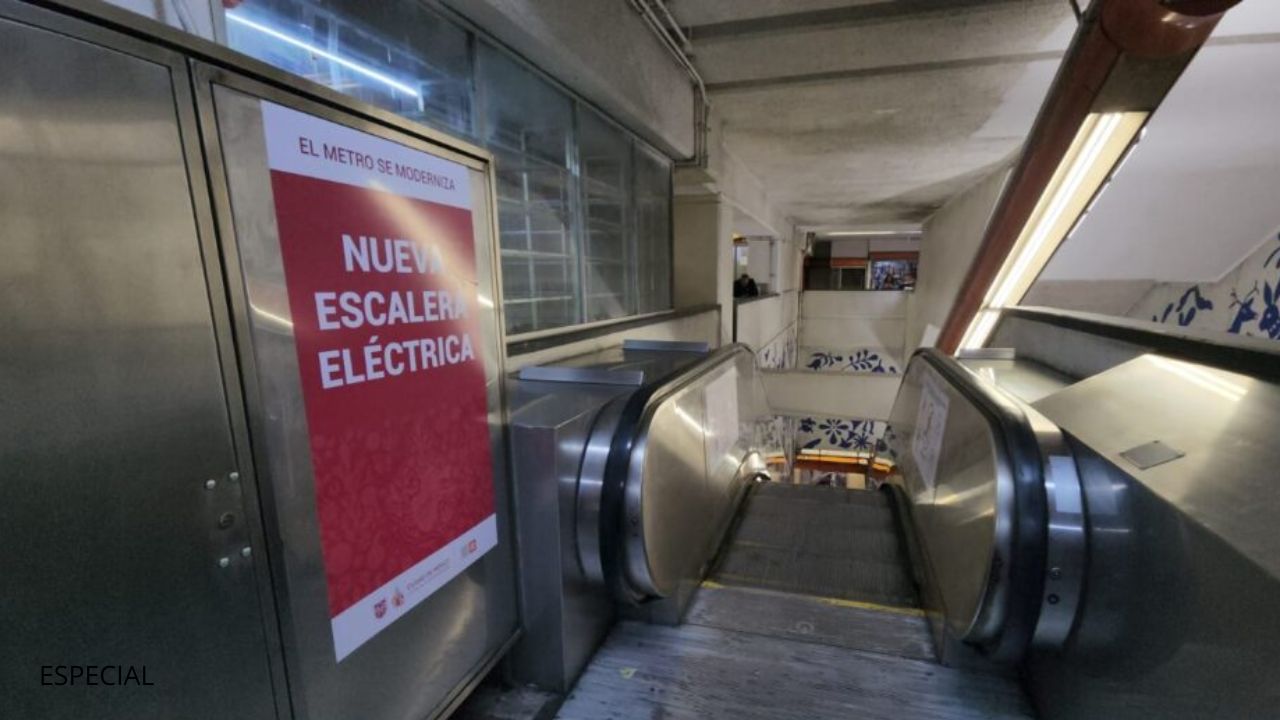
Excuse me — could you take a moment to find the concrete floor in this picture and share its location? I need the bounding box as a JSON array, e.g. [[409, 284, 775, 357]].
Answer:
[[553, 484, 1032, 720], [555, 589, 1032, 720]]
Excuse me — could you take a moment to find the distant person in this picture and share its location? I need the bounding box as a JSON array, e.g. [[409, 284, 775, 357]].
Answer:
[[733, 273, 760, 298], [881, 271, 901, 290]]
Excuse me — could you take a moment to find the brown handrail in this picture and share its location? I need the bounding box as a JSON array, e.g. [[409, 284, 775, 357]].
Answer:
[[937, 0, 1239, 353]]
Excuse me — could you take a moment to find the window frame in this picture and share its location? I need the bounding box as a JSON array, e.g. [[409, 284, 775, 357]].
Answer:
[[214, 0, 676, 340]]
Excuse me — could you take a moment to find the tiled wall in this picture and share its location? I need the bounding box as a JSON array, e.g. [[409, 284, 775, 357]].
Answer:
[[795, 417, 887, 454], [786, 347, 898, 454], [1131, 233, 1280, 339], [757, 324, 799, 370], [799, 348, 900, 375]]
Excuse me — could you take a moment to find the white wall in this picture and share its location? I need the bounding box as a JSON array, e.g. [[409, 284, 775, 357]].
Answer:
[[907, 165, 1012, 353], [777, 229, 805, 294], [761, 371, 899, 420], [831, 239, 870, 258], [674, 193, 735, 344], [735, 290, 799, 369], [828, 237, 920, 258], [746, 238, 774, 288], [736, 292, 788, 347], [870, 238, 921, 253], [1022, 279, 1156, 316], [800, 291, 910, 359], [1038, 8, 1280, 285]]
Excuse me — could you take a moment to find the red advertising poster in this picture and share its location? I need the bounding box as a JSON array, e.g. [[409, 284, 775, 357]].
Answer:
[[260, 102, 496, 661]]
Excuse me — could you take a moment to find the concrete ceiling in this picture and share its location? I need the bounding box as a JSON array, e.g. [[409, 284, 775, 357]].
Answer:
[[1039, 2, 1280, 283], [670, 0, 1077, 231]]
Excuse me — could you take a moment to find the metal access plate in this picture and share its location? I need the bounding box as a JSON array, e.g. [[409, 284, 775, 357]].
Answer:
[[1120, 440, 1185, 470]]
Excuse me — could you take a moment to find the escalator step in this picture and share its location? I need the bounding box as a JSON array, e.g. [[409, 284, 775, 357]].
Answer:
[[710, 483, 918, 607], [686, 582, 934, 661]]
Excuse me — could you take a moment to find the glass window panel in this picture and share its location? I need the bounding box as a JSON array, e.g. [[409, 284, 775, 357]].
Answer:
[[528, 299, 576, 331], [530, 230, 569, 256], [634, 143, 673, 314], [502, 256, 533, 300], [224, 0, 473, 137], [216, 1, 674, 337], [533, 258, 575, 297], [504, 303, 534, 336], [579, 107, 633, 321], [587, 229, 625, 259], [477, 43, 579, 333]]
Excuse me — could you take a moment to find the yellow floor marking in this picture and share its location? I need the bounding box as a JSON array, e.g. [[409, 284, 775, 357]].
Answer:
[[701, 578, 926, 618]]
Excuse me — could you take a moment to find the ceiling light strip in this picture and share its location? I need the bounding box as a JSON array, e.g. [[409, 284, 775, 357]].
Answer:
[[958, 111, 1148, 351], [226, 13, 422, 99]]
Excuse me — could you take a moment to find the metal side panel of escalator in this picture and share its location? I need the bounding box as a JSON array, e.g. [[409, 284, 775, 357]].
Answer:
[[981, 308, 1280, 720], [582, 344, 771, 619], [502, 341, 770, 693], [878, 348, 1086, 668], [498, 312, 1280, 720]]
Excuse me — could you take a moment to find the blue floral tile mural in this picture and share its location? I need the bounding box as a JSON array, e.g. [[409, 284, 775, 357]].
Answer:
[[755, 415, 799, 474], [756, 324, 799, 370], [1135, 233, 1280, 340], [795, 416, 888, 453], [802, 347, 899, 374], [1154, 285, 1213, 326]]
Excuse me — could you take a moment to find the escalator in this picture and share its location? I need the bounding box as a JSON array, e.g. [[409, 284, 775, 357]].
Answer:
[[552, 347, 1052, 719], [502, 317, 1280, 720]]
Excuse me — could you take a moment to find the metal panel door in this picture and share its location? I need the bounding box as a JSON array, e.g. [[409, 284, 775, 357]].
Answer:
[[0, 7, 279, 720]]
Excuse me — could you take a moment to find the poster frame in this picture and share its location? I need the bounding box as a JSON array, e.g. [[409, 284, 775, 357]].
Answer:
[[190, 58, 519, 720]]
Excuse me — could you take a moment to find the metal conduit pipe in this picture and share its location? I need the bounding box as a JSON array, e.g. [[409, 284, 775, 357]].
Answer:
[[629, 0, 710, 167], [649, 0, 693, 54]]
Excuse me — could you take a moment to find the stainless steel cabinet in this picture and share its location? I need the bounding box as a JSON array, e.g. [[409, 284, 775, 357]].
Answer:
[[0, 3, 518, 719], [0, 8, 279, 719]]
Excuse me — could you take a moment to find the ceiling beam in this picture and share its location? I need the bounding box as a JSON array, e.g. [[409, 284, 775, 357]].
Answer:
[[684, 0, 1043, 41], [705, 49, 1065, 94]]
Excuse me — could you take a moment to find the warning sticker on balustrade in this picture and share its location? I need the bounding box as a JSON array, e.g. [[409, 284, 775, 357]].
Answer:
[[261, 101, 495, 661], [912, 371, 949, 494]]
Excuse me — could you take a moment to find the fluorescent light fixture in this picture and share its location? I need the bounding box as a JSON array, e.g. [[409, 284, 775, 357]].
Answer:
[[824, 230, 922, 238], [227, 13, 422, 99], [958, 111, 1148, 351]]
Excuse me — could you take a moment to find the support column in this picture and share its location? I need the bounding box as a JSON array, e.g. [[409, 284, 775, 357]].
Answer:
[[673, 192, 735, 344]]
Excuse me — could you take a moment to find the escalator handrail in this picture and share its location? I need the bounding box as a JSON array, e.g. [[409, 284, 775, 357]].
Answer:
[[898, 348, 1052, 661], [580, 344, 755, 603], [621, 345, 757, 599]]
